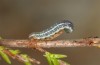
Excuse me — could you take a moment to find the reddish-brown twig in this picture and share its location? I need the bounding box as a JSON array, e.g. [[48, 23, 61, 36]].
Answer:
[[0, 37, 100, 48], [2, 49, 40, 64]]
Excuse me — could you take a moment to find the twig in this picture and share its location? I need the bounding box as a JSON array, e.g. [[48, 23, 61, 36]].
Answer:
[[0, 37, 100, 48], [3, 49, 40, 64]]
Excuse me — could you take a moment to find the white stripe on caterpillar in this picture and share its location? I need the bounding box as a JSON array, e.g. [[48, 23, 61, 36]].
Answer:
[[29, 20, 74, 40]]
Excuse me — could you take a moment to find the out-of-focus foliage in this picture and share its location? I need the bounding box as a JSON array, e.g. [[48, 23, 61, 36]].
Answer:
[[0, 46, 11, 64], [44, 52, 69, 65]]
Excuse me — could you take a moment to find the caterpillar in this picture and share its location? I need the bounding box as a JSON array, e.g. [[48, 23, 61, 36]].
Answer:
[[29, 20, 74, 40]]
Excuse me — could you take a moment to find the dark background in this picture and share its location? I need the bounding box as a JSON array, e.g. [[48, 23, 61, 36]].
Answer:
[[0, 0, 100, 65]]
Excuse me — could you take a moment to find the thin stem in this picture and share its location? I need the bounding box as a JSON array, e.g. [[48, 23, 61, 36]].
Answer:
[[0, 38, 100, 48]]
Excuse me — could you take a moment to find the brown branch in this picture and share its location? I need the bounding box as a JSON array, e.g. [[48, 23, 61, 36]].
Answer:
[[0, 37, 100, 48], [2, 49, 40, 64]]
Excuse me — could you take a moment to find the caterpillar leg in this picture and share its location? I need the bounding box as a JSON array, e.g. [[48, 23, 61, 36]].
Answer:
[[28, 39, 46, 52]]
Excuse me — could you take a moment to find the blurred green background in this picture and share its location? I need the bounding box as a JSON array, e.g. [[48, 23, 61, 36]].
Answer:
[[0, 0, 100, 65]]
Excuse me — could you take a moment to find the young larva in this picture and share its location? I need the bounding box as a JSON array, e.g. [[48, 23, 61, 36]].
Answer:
[[29, 20, 74, 40]]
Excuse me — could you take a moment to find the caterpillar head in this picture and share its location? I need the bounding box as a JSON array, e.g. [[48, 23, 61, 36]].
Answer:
[[62, 20, 74, 33]]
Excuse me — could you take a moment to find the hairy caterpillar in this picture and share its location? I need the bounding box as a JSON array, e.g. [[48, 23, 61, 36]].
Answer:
[[29, 20, 74, 40]]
